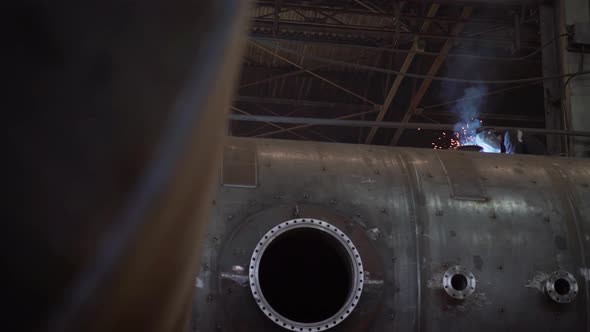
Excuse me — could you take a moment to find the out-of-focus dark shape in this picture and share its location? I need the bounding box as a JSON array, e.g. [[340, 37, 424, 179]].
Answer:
[[4, 1, 247, 331]]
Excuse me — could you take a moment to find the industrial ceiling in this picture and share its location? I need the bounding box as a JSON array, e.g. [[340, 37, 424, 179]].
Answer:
[[231, 1, 549, 149]]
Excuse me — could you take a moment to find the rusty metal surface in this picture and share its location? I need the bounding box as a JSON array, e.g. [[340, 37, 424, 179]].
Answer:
[[194, 137, 590, 331]]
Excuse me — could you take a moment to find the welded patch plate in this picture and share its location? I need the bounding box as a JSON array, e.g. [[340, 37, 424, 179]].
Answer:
[[437, 152, 487, 201]]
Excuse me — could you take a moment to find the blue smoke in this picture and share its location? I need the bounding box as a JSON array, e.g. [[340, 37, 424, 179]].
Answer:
[[452, 86, 487, 145]]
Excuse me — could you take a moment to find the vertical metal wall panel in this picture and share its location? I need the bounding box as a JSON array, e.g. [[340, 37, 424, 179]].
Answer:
[[193, 137, 590, 331], [540, 4, 565, 155], [568, 55, 590, 157], [563, 0, 590, 157]]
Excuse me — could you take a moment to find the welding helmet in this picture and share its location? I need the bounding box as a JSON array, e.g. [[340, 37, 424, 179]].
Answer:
[[475, 130, 502, 153]]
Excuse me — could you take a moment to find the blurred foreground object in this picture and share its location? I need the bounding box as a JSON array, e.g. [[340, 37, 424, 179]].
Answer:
[[4, 1, 247, 331]]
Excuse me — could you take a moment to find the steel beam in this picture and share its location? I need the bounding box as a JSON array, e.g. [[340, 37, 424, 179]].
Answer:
[[251, 102, 338, 142], [239, 48, 380, 89], [249, 36, 542, 63], [247, 42, 588, 84], [253, 109, 379, 137], [390, 7, 473, 145], [248, 40, 378, 106], [234, 95, 545, 125], [235, 98, 545, 123], [353, 0, 397, 26], [232, 106, 311, 140], [253, 2, 514, 24], [255, 8, 289, 19], [236, 96, 377, 110], [318, 11, 346, 25], [421, 111, 545, 122], [229, 114, 590, 137], [273, 0, 280, 36], [240, 108, 300, 136], [251, 18, 532, 47], [365, 4, 439, 144]]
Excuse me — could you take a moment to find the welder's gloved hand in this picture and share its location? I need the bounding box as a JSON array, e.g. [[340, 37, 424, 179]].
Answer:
[[475, 130, 502, 153]]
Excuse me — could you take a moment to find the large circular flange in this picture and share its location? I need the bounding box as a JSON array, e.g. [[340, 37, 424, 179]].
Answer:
[[442, 265, 476, 300], [545, 270, 578, 303], [249, 218, 364, 331]]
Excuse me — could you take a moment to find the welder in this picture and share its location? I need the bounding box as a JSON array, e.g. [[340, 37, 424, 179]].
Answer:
[[475, 129, 546, 155]]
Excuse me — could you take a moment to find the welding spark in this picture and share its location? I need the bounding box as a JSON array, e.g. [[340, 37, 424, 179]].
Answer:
[[427, 119, 483, 150]]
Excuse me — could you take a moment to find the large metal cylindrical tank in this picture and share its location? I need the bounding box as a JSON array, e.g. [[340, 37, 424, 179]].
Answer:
[[192, 137, 590, 331]]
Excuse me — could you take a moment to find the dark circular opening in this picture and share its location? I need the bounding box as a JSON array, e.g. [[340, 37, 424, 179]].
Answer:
[[451, 274, 468, 291], [554, 278, 571, 295], [258, 227, 353, 323]]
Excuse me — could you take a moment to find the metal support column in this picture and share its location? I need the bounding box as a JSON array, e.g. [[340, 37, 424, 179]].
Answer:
[[540, 4, 565, 155]]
